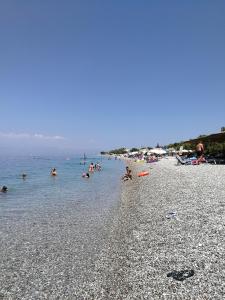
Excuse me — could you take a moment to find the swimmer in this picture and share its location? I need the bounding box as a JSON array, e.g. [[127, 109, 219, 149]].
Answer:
[[82, 172, 90, 178], [22, 173, 27, 180], [0, 186, 8, 192], [51, 168, 57, 176], [89, 163, 94, 172], [96, 163, 101, 171]]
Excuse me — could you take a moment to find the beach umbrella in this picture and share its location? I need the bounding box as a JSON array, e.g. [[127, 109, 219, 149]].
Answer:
[[181, 149, 189, 153], [149, 148, 167, 155]]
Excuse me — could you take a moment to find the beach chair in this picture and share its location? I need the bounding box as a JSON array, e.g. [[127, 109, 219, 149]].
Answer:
[[176, 155, 191, 165]]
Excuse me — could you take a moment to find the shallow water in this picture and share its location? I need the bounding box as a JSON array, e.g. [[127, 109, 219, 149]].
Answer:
[[0, 155, 123, 220], [0, 155, 124, 298]]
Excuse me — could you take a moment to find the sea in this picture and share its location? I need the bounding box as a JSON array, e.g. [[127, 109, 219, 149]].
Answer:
[[0, 155, 124, 297], [0, 155, 124, 221]]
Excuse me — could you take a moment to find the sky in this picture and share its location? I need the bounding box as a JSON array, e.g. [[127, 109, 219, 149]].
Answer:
[[0, 0, 225, 154]]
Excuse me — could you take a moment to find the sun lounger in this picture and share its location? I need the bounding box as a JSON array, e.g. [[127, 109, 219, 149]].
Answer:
[[176, 155, 191, 165], [176, 155, 209, 165]]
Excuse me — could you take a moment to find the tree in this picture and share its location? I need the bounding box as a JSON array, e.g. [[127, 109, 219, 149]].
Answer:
[[130, 147, 139, 152], [100, 151, 107, 155], [109, 148, 127, 155]]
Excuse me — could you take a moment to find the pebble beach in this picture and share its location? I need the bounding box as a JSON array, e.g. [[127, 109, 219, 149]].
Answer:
[[1, 158, 225, 299], [90, 158, 225, 299]]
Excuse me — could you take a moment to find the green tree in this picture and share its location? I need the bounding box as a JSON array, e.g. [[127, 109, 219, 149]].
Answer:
[[130, 147, 139, 152], [109, 148, 127, 155]]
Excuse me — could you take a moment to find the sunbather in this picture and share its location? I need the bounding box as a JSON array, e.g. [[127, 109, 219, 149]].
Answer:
[[122, 167, 132, 181]]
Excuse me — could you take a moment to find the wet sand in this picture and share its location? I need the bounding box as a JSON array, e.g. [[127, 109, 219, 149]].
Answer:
[[1, 158, 225, 299]]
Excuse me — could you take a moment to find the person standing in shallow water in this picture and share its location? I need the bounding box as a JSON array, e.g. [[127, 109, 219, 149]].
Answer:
[[89, 163, 94, 172]]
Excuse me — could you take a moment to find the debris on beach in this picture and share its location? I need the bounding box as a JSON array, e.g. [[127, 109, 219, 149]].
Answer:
[[138, 171, 150, 177], [166, 211, 177, 219], [167, 269, 194, 281]]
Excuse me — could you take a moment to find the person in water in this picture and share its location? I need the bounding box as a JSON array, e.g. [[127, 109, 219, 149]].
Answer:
[[96, 162, 101, 171], [89, 163, 94, 172], [0, 186, 8, 192], [22, 173, 27, 180], [82, 172, 90, 178], [51, 168, 57, 176]]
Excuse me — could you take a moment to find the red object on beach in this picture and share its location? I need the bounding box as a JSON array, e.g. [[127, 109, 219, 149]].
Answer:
[[138, 171, 149, 177]]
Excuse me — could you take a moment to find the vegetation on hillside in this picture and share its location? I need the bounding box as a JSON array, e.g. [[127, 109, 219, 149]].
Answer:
[[167, 132, 225, 157], [101, 131, 225, 157], [100, 148, 128, 155]]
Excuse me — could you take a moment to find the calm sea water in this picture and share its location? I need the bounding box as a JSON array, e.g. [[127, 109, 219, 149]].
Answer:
[[0, 156, 124, 297], [0, 155, 124, 221]]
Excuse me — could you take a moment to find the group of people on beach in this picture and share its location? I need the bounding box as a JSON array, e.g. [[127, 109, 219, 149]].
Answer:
[[50, 163, 102, 180], [0, 144, 206, 194], [88, 162, 102, 172], [176, 141, 206, 165], [82, 162, 102, 178]]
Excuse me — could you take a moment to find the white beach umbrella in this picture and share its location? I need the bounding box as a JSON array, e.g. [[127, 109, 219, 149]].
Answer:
[[149, 148, 167, 155], [181, 149, 189, 153], [139, 148, 149, 154], [129, 151, 139, 155]]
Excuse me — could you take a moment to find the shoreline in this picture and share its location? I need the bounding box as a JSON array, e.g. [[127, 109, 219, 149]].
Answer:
[[1, 157, 225, 299]]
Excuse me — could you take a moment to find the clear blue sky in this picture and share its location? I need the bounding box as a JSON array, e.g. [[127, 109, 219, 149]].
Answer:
[[0, 0, 225, 154]]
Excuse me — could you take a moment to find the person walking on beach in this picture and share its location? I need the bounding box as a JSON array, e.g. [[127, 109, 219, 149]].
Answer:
[[196, 141, 204, 164]]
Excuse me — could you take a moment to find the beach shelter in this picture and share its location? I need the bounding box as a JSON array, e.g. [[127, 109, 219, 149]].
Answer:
[[149, 148, 167, 155], [181, 149, 189, 153]]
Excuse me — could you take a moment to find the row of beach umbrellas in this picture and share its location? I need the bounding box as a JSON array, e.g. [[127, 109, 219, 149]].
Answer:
[[130, 148, 193, 155]]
